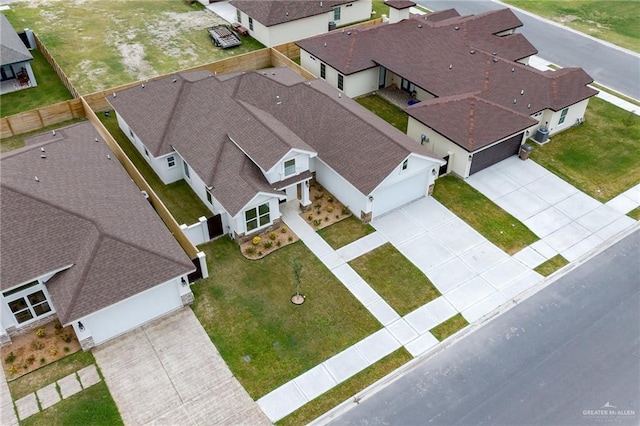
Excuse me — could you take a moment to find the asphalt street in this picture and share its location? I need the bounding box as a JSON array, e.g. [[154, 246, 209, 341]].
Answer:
[[329, 228, 640, 425], [417, 0, 640, 99]]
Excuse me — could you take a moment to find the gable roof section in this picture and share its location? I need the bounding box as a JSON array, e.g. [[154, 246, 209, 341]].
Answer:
[[385, 0, 415, 10], [230, 0, 354, 26], [0, 122, 194, 323], [0, 14, 32, 66]]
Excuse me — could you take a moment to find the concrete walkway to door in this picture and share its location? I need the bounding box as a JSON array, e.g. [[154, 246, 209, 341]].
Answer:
[[93, 308, 270, 426]]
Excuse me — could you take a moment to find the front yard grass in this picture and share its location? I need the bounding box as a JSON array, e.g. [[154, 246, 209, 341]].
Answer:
[[628, 206, 640, 221], [0, 50, 73, 117], [503, 0, 639, 53], [530, 98, 640, 202], [349, 243, 440, 316], [21, 381, 123, 426], [0, 117, 86, 153], [356, 94, 408, 133], [430, 314, 469, 341], [534, 255, 569, 277], [318, 215, 375, 250], [277, 348, 412, 426], [5, 0, 265, 94], [100, 113, 210, 225], [433, 176, 539, 255], [191, 237, 380, 399]]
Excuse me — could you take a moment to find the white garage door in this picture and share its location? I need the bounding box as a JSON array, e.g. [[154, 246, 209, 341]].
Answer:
[[373, 172, 428, 218]]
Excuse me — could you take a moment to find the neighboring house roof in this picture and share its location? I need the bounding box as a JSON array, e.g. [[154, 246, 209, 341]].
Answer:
[[110, 68, 441, 213], [230, 0, 354, 26], [0, 14, 32, 66], [298, 8, 597, 149], [385, 0, 415, 10], [0, 122, 194, 324]]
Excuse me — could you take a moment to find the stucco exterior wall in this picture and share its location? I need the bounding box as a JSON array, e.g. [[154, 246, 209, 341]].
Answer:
[[263, 151, 312, 184], [313, 158, 368, 217]]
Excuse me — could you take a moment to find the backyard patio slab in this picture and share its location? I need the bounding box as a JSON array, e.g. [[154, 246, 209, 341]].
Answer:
[[444, 277, 497, 312], [58, 373, 82, 399], [405, 332, 439, 357], [36, 382, 60, 410], [15, 393, 38, 420], [293, 365, 337, 401]]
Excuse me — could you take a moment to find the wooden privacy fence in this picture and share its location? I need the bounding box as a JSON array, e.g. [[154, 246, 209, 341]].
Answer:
[[34, 34, 80, 99], [0, 99, 84, 138]]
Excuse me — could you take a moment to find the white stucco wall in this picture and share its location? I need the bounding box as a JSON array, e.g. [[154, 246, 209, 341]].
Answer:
[[72, 277, 187, 346], [546, 99, 590, 135], [313, 158, 368, 218], [229, 193, 282, 236], [344, 67, 378, 98], [263, 151, 313, 184]]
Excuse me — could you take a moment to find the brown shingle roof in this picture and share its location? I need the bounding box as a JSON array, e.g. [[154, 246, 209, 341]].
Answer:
[[0, 122, 194, 323], [230, 0, 354, 26], [385, 0, 415, 10]]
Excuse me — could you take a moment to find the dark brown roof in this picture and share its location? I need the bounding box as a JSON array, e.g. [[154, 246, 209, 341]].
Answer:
[[0, 122, 194, 323], [423, 8, 460, 22], [230, 0, 354, 26], [0, 14, 32, 66], [385, 0, 415, 10]]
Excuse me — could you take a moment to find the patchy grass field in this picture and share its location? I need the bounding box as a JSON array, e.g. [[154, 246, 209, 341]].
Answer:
[[356, 94, 408, 133], [535, 255, 569, 276], [530, 98, 640, 202], [4, 0, 264, 95], [433, 176, 539, 255], [318, 215, 375, 250], [504, 1, 639, 52], [0, 50, 72, 117], [191, 237, 380, 399], [349, 243, 441, 316]]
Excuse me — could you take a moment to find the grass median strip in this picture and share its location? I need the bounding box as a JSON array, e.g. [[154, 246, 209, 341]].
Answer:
[[433, 176, 538, 255], [349, 243, 440, 316], [191, 237, 380, 399], [100, 114, 210, 225], [276, 348, 412, 426], [534, 255, 569, 277], [530, 98, 640, 202], [430, 314, 469, 341], [318, 215, 375, 250]]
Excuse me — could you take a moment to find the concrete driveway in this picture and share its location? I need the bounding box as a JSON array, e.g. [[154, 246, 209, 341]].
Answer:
[[93, 308, 269, 426]]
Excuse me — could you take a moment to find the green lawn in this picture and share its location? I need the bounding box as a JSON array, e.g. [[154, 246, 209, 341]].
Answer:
[[277, 348, 412, 426], [628, 206, 640, 221], [530, 98, 640, 202], [356, 94, 408, 133], [430, 314, 469, 341], [8, 351, 95, 400], [0, 117, 87, 153], [191, 237, 380, 399], [371, 0, 390, 18], [100, 114, 210, 225], [5, 0, 265, 95], [534, 255, 569, 277], [318, 216, 375, 250], [0, 50, 73, 117], [349, 243, 441, 316], [21, 381, 122, 426], [433, 176, 539, 255], [504, 1, 639, 53], [591, 82, 640, 107]]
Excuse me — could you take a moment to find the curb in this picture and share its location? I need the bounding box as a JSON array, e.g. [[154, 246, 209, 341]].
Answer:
[[309, 221, 640, 425]]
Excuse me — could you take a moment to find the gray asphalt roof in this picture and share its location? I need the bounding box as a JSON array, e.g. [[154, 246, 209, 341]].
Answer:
[[0, 14, 32, 66]]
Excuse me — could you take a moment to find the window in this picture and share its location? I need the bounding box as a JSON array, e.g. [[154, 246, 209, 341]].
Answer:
[[284, 159, 295, 176], [249, 17, 253, 31], [3, 283, 52, 325], [183, 161, 190, 179], [206, 191, 213, 205], [320, 63, 326, 79], [334, 7, 341, 21], [338, 74, 344, 90], [236, 9, 241, 23], [558, 107, 569, 124], [167, 155, 176, 168], [402, 159, 409, 171], [245, 203, 270, 232]]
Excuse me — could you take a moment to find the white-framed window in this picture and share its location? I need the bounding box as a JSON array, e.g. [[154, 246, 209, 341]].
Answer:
[[206, 190, 213, 205], [320, 63, 326, 79], [249, 17, 253, 30], [338, 74, 344, 90], [334, 7, 341, 21], [167, 155, 176, 168], [3, 281, 53, 325], [236, 9, 241, 23], [402, 159, 409, 171], [183, 161, 191, 179], [558, 107, 569, 124], [245, 203, 270, 232], [284, 159, 295, 176]]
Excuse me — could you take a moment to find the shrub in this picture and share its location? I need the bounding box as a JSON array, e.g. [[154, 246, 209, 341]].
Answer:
[[314, 202, 321, 209], [31, 340, 45, 351], [276, 240, 281, 247], [308, 213, 313, 220], [325, 216, 329, 221], [26, 355, 35, 365], [316, 209, 321, 215], [280, 227, 287, 233], [327, 195, 334, 202], [263, 240, 273, 249], [50, 347, 57, 356], [335, 214, 340, 219], [269, 231, 277, 241], [60, 333, 73, 343], [342, 206, 350, 215], [36, 328, 46, 338], [4, 352, 16, 364], [252, 236, 262, 245], [327, 205, 334, 213], [258, 251, 263, 256], [314, 192, 324, 200], [40, 357, 46, 365], [288, 236, 293, 242], [313, 219, 322, 226], [245, 247, 256, 255], [64, 347, 70, 353], [8, 366, 17, 375], [54, 321, 63, 330]]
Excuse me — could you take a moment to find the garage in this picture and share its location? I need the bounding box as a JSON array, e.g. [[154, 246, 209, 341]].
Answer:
[[469, 133, 523, 175], [372, 171, 429, 218]]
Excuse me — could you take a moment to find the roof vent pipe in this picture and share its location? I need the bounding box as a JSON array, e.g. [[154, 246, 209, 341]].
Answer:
[[521, 89, 524, 95], [454, 26, 459, 30], [511, 68, 515, 72], [449, 64, 452, 70]]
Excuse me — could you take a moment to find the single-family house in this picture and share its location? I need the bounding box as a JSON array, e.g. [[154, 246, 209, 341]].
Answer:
[[108, 67, 444, 240], [0, 122, 196, 350], [230, 0, 372, 47], [0, 14, 37, 94], [297, 7, 598, 177]]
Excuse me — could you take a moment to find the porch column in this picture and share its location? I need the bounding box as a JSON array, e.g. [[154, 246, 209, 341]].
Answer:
[[24, 63, 37, 87], [300, 181, 311, 208]]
